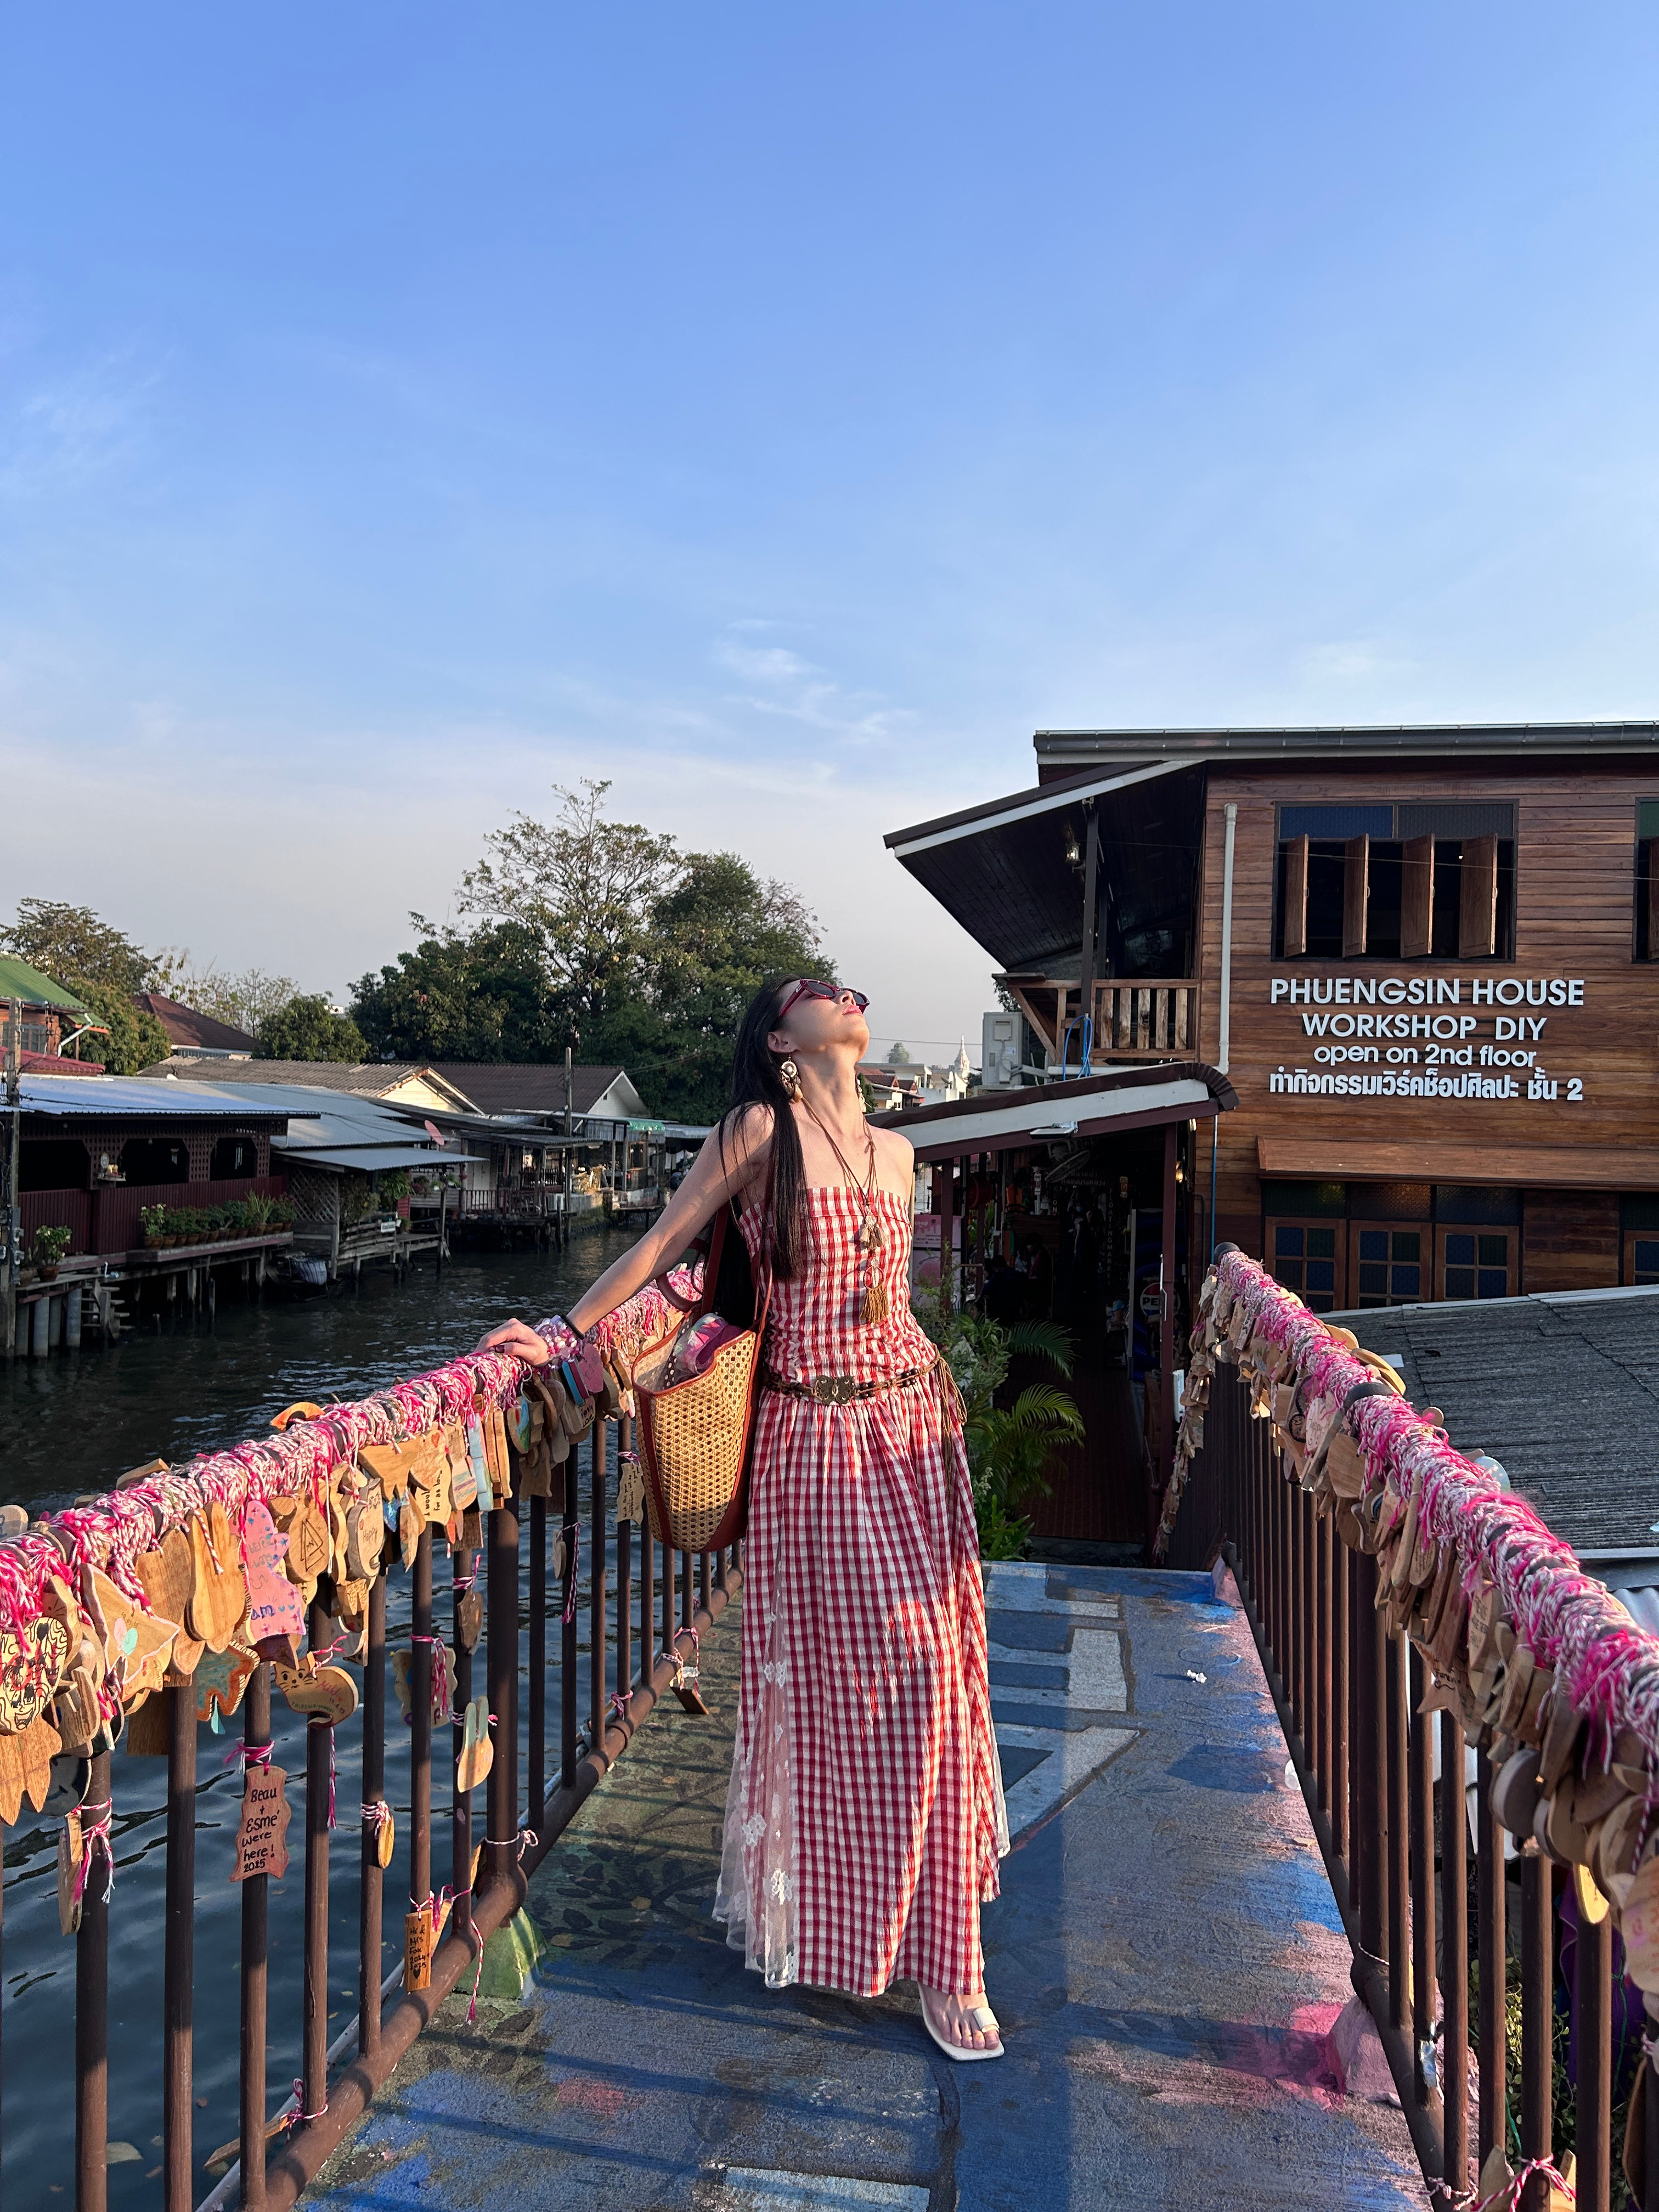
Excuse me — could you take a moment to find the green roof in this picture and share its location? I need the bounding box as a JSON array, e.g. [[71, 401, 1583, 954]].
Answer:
[[0, 955, 95, 1020]]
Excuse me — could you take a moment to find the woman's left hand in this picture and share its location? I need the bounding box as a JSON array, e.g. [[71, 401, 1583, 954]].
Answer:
[[473, 1318, 552, 1365]]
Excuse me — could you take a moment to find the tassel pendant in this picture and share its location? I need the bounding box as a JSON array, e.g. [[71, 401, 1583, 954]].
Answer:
[[861, 1278, 890, 1324]]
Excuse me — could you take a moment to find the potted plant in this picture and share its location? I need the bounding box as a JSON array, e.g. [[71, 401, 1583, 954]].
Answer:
[[30, 1225, 72, 1280], [139, 1204, 169, 1249]]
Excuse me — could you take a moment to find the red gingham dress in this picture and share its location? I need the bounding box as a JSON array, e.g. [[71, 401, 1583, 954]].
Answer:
[[712, 1185, 1009, 1996]]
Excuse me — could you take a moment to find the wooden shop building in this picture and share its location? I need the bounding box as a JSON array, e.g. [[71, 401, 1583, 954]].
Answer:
[[887, 719, 1659, 1315]]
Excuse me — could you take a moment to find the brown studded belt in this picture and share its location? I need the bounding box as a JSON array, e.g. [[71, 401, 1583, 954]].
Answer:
[[760, 1362, 936, 1407]]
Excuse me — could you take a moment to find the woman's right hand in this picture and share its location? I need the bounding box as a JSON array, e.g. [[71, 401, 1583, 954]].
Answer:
[[473, 1318, 552, 1365]]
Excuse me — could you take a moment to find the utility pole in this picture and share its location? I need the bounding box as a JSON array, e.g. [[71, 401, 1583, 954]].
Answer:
[[3, 999, 21, 1361]]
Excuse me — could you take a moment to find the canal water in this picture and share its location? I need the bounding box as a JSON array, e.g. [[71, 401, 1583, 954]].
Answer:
[[0, 1229, 645, 2205]]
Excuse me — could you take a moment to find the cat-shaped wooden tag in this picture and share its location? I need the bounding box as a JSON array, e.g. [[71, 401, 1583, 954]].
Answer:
[[274, 1663, 359, 1726]]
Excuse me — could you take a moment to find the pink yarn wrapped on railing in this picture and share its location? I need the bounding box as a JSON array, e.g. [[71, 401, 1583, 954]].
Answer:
[[0, 1257, 707, 1641], [1209, 1248, 1659, 1771]]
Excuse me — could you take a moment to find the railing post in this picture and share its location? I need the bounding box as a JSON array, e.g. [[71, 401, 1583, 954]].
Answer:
[[1477, 1745, 1507, 2169], [1441, 1710, 1469, 2202], [1574, 1876, 1611, 2212], [1313, 1501, 1330, 1813], [1288, 1470, 1304, 1747], [76, 1746, 111, 2212], [239, 1666, 271, 2212], [452, 1543, 475, 1949], [301, 1597, 331, 2131], [589, 1420, 607, 1750], [360, 1570, 387, 2058], [410, 1528, 433, 1939], [1520, 1846, 1553, 2212], [1386, 1629, 1409, 2036], [164, 1683, 196, 2212], [1331, 1528, 1349, 1867], [528, 1496, 546, 1820], [560, 1465, 580, 1788], [1408, 1645, 1437, 2105], [1354, 1551, 1385, 1961], [488, 1480, 521, 1884]]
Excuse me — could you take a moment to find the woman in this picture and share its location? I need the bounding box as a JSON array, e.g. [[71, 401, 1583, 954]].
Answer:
[[477, 979, 1009, 2057]]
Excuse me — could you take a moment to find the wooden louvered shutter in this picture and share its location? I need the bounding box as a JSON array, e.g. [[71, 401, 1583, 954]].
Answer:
[[1342, 836, 1369, 957], [1400, 835, 1435, 958], [1458, 833, 1498, 958], [1280, 836, 1308, 957]]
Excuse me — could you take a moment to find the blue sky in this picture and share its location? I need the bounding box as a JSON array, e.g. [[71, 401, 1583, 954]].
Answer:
[[3, 3, 1657, 1050]]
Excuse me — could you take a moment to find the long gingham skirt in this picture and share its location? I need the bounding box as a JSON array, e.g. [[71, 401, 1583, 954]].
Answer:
[[712, 1186, 1009, 1996]]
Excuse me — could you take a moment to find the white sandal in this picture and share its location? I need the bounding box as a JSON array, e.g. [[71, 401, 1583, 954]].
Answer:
[[920, 1991, 1004, 2063]]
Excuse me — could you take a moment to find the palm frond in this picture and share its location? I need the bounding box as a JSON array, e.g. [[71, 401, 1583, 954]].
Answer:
[[1001, 1319, 1076, 1377], [997, 1384, 1088, 1438]]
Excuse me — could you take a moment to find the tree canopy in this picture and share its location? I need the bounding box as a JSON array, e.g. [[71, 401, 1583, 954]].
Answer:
[[1, 900, 172, 1074], [352, 782, 828, 1121], [256, 994, 368, 1063]]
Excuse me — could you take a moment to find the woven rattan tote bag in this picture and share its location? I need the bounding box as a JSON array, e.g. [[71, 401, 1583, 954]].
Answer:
[[633, 1182, 771, 1553]]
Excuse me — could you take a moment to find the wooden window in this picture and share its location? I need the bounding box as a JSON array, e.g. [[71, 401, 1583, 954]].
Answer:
[[1458, 832, 1498, 957], [1635, 805, 1659, 959], [1351, 1222, 1426, 1307], [1437, 1226, 1516, 1302], [1342, 836, 1369, 956], [1400, 835, 1435, 958], [1280, 834, 1308, 957], [1268, 1219, 1344, 1314], [1626, 1233, 1659, 1286]]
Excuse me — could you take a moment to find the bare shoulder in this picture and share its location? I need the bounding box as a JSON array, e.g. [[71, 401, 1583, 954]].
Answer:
[[871, 1120, 915, 1195], [710, 1102, 777, 1188]]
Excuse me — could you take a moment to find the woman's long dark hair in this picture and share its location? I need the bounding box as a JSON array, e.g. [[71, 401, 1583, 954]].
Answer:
[[721, 976, 808, 1280]]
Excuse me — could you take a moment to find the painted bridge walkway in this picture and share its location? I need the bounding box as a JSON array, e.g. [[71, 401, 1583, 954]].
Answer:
[[310, 1565, 1421, 2211]]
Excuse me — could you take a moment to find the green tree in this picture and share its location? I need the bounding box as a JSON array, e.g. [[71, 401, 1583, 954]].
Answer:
[[1, 899, 172, 1073], [352, 921, 557, 1062], [256, 994, 368, 1063], [458, 780, 680, 1034]]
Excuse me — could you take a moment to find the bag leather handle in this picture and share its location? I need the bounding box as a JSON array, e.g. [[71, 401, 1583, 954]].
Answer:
[[651, 1132, 778, 1327]]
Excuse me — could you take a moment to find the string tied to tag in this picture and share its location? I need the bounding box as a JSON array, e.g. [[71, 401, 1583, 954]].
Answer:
[[487, 1827, 538, 1864], [608, 1689, 632, 1728], [224, 1739, 275, 1778], [283, 2079, 329, 2131], [75, 1799, 115, 1908], [412, 1633, 453, 1724], [1475, 2158, 1576, 2211], [360, 1797, 391, 1836]]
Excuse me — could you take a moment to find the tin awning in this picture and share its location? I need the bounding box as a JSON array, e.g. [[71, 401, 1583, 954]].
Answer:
[[873, 1063, 1234, 1161]]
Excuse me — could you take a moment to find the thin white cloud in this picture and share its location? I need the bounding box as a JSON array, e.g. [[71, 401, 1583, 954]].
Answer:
[[0, 349, 161, 498]]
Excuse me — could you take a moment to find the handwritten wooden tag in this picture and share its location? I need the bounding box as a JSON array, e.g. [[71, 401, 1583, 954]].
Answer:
[[345, 1499, 383, 1583], [404, 1906, 433, 1989], [242, 1503, 305, 1646], [1623, 1853, 1659, 1991], [57, 1809, 84, 1933], [232, 1766, 291, 1881], [0, 1613, 71, 1733], [270, 1497, 331, 1590]]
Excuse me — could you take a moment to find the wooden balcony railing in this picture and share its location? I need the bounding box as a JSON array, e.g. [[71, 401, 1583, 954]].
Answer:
[[1008, 978, 1199, 1069]]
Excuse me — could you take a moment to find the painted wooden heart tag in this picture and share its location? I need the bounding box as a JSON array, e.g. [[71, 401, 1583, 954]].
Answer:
[[231, 1766, 291, 1882], [57, 1809, 84, 1934], [242, 1502, 305, 1646]]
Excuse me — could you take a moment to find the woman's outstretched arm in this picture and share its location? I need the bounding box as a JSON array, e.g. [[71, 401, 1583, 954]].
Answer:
[[473, 1106, 774, 1364]]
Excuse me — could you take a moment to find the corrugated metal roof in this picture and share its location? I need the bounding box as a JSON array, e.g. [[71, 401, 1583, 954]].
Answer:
[[1328, 1285, 1659, 1557], [18, 1072, 290, 1120], [281, 1145, 483, 1172], [0, 956, 95, 1019]]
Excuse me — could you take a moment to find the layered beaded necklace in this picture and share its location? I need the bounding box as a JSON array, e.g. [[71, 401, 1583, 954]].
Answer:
[[800, 1094, 890, 1324]]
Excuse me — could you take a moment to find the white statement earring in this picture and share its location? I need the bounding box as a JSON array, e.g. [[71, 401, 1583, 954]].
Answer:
[[778, 1058, 802, 1100]]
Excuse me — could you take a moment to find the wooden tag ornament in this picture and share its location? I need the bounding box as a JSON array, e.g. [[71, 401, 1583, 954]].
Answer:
[[0, 1612, 71, 1733], [232, 1765, 292, 1882], [404, 1905, 434, 1991], [456, 1589, 483, 1652], [57, 1808, 84, 1934], [133, 1530, 204, 1680], [242, 1503, 306, 1646], [86, 1567, 175, 1704], [273, 1663, 360, 1725], [455, 1696, 493, 1793], [194, 1645, 258, 1731], [186, 1504, 247, 1652]]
